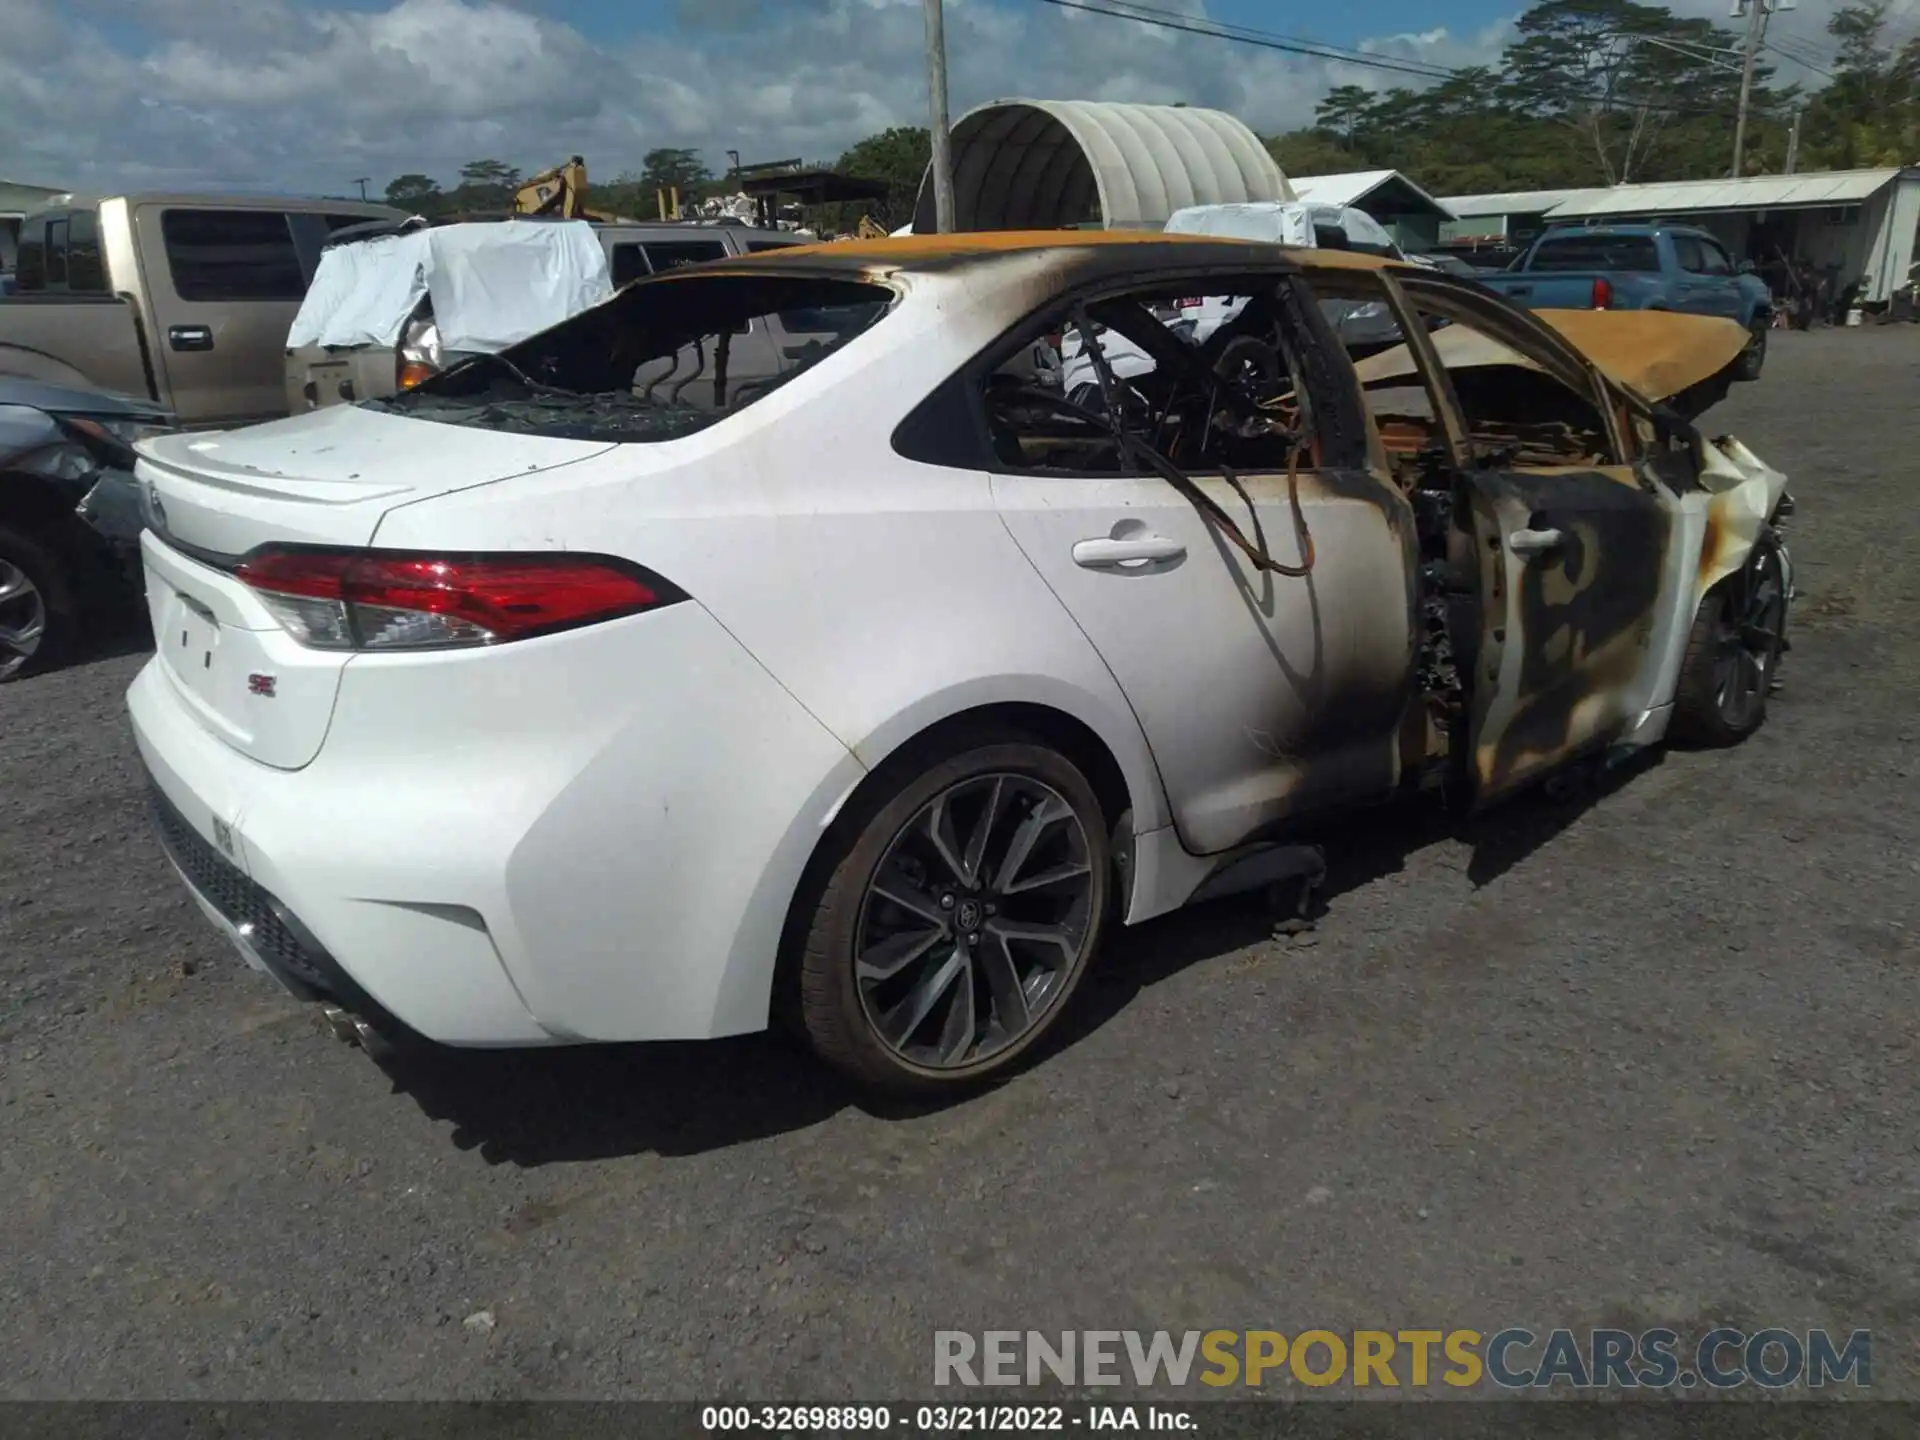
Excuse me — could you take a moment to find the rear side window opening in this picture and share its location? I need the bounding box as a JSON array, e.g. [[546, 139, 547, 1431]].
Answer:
[[10, 210, 107, 294], [365, 272, 895, 443], [161, 208, 305, 301]]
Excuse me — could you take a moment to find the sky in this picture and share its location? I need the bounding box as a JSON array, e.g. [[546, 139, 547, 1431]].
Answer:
[[0, 0, 1872, 196]]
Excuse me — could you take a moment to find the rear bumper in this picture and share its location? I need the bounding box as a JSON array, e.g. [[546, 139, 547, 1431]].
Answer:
[[131, 659, 552, 1045], [144, 773, 425, 1040], [127, 598, 865, 1048]]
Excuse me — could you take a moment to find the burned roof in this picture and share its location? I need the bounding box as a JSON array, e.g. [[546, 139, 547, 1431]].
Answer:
[[677, 229, 1419, 281]]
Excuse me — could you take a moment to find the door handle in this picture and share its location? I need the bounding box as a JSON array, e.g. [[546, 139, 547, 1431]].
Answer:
[[169, 325, 214, 352], [1508, 527, 1563, 559], [1072, 535, 1187, 568]]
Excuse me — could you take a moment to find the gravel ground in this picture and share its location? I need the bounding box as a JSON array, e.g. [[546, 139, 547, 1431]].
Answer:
[[3, 326, 1918, 1402]]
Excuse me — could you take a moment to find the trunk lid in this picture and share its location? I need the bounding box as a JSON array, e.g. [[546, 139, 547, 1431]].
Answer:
[[134, 404, 616, 556], [134, 406, 616, 769]]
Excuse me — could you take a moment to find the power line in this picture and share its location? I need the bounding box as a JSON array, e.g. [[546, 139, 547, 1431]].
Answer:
[[1034, 0, 1458, 82], [1037, 0, 1799, 120], [1761, 34, 1838, 79]]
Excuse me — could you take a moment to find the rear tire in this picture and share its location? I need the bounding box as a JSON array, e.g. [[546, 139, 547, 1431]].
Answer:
[[792, 734, 1111, 1094], [0, 523, 77, 683], [1671, 533, 1788, 745], [1734, 318, 1768, 381]]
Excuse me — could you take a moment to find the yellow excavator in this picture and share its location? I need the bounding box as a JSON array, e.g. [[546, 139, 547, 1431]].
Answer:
[[512, 156, 622, 222]]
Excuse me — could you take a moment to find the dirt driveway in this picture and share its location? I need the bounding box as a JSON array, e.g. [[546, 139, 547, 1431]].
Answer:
[[3, 326, 1917, 1400]]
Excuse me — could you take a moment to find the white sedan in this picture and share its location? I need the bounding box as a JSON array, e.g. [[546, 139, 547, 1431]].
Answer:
[[128, 233, 1791, 1093]]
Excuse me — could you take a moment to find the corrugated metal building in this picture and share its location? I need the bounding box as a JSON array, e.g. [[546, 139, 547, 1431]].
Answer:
[[913, 99, 1292, 233], [1286, 170, 1456, 250], [1439, 167, 1920, 304]]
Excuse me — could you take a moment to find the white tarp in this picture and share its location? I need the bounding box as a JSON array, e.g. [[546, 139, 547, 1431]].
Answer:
[[286, 220, 614, 354], [1163, 200, 1400, 254]]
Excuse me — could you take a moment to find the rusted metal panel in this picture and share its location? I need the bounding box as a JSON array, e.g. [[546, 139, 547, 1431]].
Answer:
[[1531, 309, 1748, 402]]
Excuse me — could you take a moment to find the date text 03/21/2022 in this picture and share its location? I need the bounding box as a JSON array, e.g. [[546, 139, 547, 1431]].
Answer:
[[700, 1406, 1186, 1431]]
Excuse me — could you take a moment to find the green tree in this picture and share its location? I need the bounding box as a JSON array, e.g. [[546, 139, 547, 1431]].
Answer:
[[440, 159, 523, 214], [1266, 130, 1365, 181], [1314, 85, 1379, 144], [835, 125, 931, 229], [639, 148, 714, 208], [458, 159, 521, 189], [1801, 3, 1920, 169], [383, 173, 443, 211], [1499, 0, 1767, 182]]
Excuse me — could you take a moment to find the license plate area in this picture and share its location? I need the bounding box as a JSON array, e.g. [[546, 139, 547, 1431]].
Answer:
[[139, 530, 349, 769], [167, 591, 221, 678]]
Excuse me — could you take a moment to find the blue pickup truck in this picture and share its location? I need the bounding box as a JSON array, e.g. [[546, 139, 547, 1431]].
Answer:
[[1478, 224, 1774, 380]]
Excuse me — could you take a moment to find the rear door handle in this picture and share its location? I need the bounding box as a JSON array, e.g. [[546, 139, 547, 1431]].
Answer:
[[169, 325, 214, 352], [1508, 527, 1563, 558], [1072, 535, 1187, 568]]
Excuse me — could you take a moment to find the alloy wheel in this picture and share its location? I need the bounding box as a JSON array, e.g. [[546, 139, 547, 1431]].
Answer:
[[1713, 546, 1787, 722], [853, 773, 1096, 1071], [0, 558, 47, 681]]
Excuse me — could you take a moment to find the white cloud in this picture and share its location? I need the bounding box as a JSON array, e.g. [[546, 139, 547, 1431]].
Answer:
[[25, 0, 1804, 198]]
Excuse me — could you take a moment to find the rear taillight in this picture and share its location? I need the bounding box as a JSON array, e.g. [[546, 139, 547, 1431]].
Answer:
[[233, 548, 685, 651], [1591, 276, 1613, 309]]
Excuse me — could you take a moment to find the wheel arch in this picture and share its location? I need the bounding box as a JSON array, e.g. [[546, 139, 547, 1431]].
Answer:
[[1, 468, 91, 537], [1692, 446, 1786, 612], [765, 691, 1161, 1034]]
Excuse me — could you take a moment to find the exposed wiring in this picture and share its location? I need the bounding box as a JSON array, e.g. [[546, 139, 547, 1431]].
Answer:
[[445, 348, 573, 397], [670, 335, 710, 406], [640, 343, 683, 404], [1068, 303, 1316, 578]]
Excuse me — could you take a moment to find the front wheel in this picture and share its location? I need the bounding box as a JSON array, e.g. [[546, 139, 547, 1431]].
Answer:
[[1670, 532, 1789, 745], [792, 737, 1111, 1093]]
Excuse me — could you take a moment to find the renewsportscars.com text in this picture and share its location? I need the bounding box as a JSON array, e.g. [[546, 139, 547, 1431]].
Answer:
[[933, 1328, 1871, 1390]]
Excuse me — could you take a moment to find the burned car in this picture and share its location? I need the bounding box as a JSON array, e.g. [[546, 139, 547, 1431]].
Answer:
[[128, 234, 1790, 1093]]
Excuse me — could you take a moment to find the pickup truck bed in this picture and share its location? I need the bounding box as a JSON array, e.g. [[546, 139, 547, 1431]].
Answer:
[[0, 294, 154, 401], [1, 193, 402, 427]]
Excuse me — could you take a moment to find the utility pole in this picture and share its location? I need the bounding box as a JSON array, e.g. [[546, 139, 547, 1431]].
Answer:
[[1729, 0, 1792, 177], [923, 0, 956, 232], [1784, 104, 1802, 173], [353, 177, 370, 202]]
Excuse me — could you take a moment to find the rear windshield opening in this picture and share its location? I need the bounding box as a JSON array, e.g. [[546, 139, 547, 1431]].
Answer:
[[363, 273, 894, 443], [1527, 235, 1661, 273]]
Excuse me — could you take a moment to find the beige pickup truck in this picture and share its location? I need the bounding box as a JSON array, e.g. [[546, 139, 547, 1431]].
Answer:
[[0, 193, 402, 427]]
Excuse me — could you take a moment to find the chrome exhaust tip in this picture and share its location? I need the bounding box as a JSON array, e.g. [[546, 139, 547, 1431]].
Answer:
[[322, 1005, 359, 1044]]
